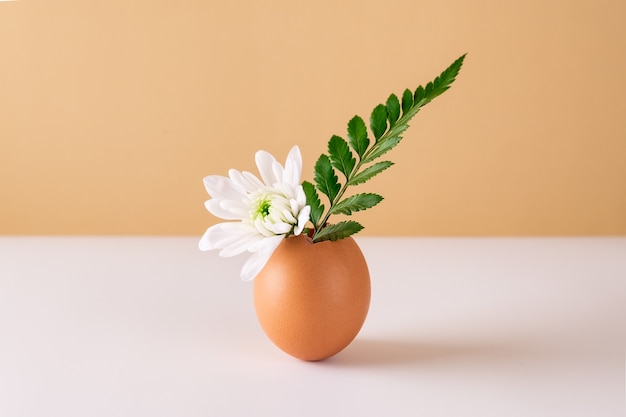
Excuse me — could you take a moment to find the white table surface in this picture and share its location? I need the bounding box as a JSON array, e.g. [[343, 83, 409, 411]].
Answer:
[[0, 236, 624, 416]]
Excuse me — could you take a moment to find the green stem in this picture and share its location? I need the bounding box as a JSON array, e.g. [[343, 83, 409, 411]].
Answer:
[[315, 162, 362, 233]]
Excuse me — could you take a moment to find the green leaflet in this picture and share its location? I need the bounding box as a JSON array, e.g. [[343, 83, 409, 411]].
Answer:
[[414, 85, 425, 103], [312, 221, 364, 242], [313, 154, 340, 203], [370, 104, 388, 141], [348, 161, 394, 186], [347, 116, 369, 158], [330, 193, 383, 216], [386, 94, 401, 127], [328, 135, 356, 178], [308, 54, 466, 243], [418, 54, 466, 105], [401, 88, 413, 114], [302, 180, 324, 227]]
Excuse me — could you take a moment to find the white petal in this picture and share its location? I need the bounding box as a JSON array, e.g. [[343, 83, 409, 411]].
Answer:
[[220, 221, 256, 233], [294, 205, 311, 236], [240, 252, 269, 282], [255, 150, 278, 186], [283, 146, 302, 186], [200, 222, 261, 253], [265, 221, 291, 235], [240, 235, 283, 281], [229, 169, 264, 194], [271, 161, 284, 184], [205, 199, 243, 220], [219, 234, 265, 257], [289, 198, 298, 215], [220, 199, 248, 217], [199, 223, 230, 251], [242, 171, 265, 190], [279, 207, 297, 224], [273, 182, 295, 200], [248, 233, 283, 252], [253, 218, 270, 237], [212, 224, 257, 248], [295, 184, 306, 207], [203, 175, 245, 200]]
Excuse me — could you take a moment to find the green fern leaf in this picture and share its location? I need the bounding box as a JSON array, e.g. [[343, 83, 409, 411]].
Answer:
[[308, 54, 466, 242]]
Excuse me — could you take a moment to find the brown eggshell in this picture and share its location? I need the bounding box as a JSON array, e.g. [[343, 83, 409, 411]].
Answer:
[[253, 234, 370, 361]]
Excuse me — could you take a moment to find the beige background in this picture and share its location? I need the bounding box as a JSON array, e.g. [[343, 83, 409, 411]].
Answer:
[[1, 0, 625, 236]]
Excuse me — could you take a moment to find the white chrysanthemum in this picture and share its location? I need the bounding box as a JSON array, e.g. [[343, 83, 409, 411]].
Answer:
[[199, 146, 311, 281]]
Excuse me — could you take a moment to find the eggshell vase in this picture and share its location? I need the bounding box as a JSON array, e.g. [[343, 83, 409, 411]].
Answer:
[[253, 234, 371, 361]]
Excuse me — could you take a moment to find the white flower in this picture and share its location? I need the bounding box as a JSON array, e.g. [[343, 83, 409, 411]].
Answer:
[[199, 146, 311, 281]]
